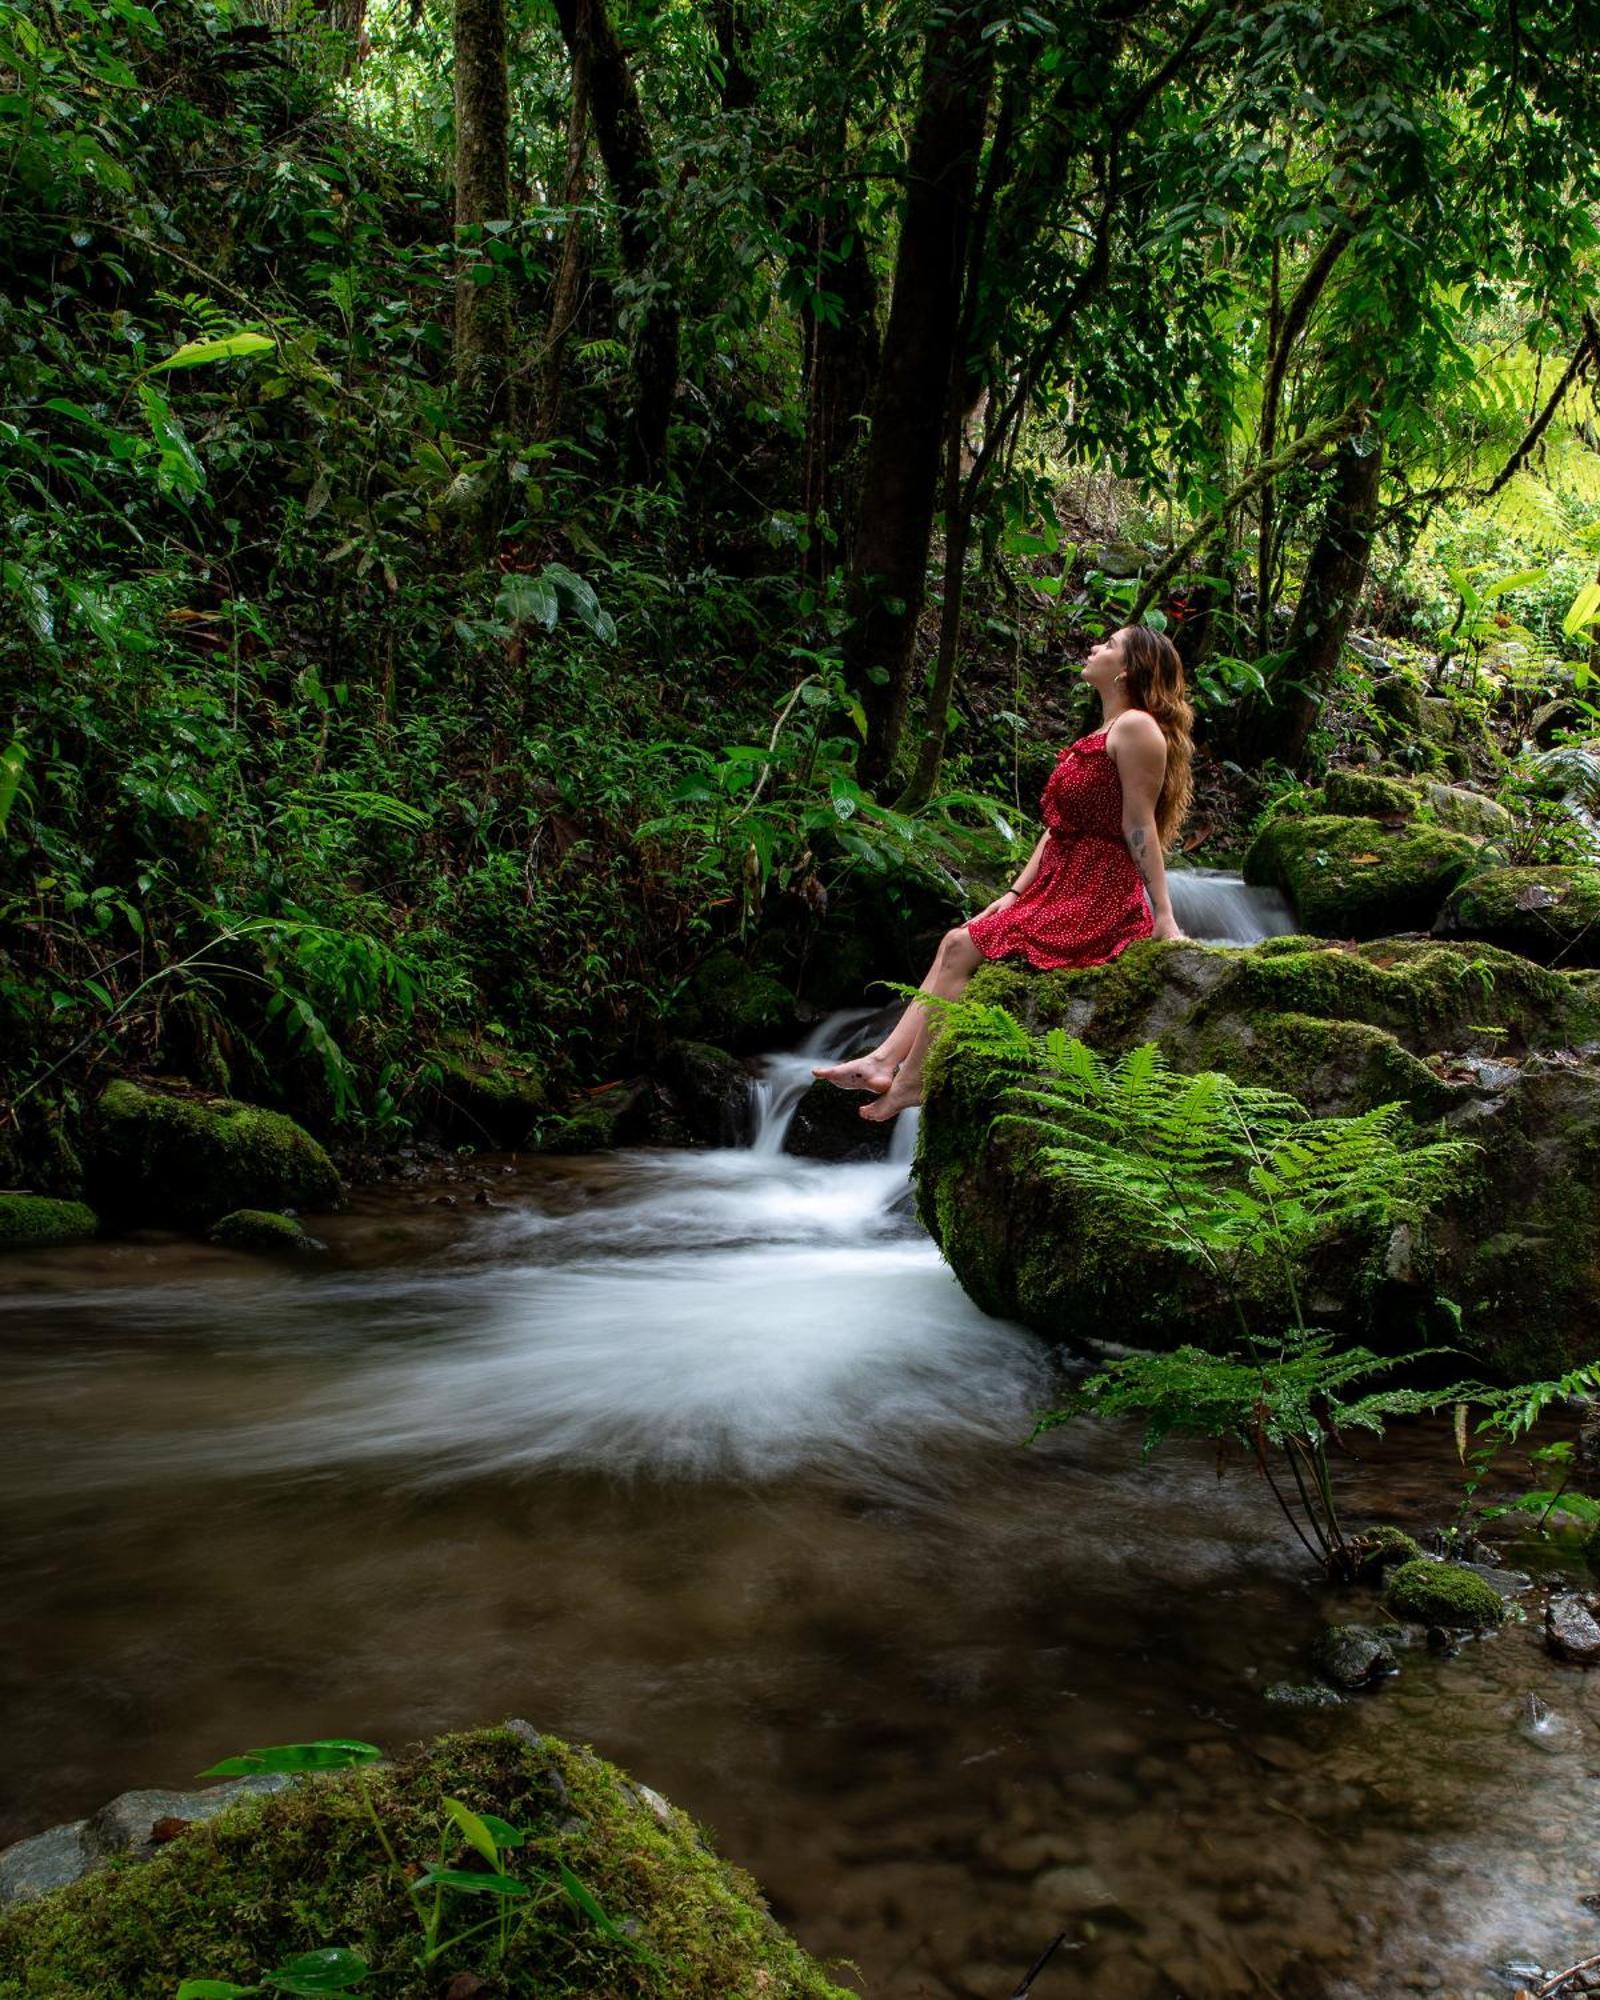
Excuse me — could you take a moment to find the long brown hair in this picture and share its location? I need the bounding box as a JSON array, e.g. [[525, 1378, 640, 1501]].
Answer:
[[1118, 625, 1194, 848]]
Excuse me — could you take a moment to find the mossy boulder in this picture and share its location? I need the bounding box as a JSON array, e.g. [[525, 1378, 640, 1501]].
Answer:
[[1322, 770, 1419, 819], [917, 939, 1600, 1376], [1350, 1525, 1425, 1581], [1244, 813, 1479, 936], [1436, 864, 1600, 967], [0, 1724, 848, 2000], [1384, 1559, 1506, 1629], [207, 1209, 314, 1254], [1320, 770, 1513, 843], [0, 1194, 97, 1252], [426, 1046, 547, 1148], [655, 1039, 754, 1147], [87, 1081, 341, 1231]]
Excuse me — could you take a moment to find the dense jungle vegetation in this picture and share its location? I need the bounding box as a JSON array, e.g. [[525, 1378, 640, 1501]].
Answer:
[[3, 0, 1600, 1178]]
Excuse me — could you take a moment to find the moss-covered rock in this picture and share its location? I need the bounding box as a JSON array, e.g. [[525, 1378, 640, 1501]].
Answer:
[[1322, 770, 1419, 819], [1384, 1559, 1506, 1629], [86, 1081, 341, 1231], [0, 1725, 847, 2000], [917, 939, 1600, 1375], [207, 1209, 314, 1254], [426, 1046, 547, 1148], [0, 1194, 97, 1252], [1436, 864, 1600, 968], [1244, 813, 1479, 936], [1350, 1525, 1425, 1582]]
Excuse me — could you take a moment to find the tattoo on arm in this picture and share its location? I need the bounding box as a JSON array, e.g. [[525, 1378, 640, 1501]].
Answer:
[[1127, 823, 1159, 891]]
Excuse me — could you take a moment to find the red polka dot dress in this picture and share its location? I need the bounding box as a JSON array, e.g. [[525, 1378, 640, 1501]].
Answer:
[[965, 731, 1153, 971]]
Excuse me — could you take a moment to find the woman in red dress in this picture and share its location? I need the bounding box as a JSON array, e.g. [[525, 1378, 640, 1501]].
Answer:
[[815, 624, 1193, 1122]]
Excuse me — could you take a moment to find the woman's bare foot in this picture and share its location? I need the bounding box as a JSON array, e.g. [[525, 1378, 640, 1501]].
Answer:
[[813, 1056, 896, 1093], [859, 1068, 920, 1122]]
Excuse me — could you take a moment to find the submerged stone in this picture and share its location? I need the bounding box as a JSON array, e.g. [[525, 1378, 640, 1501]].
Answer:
[[207, 1209, 315, 1254], [1349, 1525, 1425, 1581], [1311, 1624, 1398, 1690], [1545, 1593, 1600, 1665], [1263, 1682, 1344, 1710]]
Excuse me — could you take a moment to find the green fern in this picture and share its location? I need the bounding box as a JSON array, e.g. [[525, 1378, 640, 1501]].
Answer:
[[952, 1008, 1482, 1573]]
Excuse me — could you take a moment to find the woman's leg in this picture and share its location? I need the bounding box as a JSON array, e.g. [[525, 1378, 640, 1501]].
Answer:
[[859, 927, 983, 1122], [813, 926, 984, 1091]]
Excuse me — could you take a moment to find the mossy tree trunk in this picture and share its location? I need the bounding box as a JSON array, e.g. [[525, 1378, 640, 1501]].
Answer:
[[452, 0, 513, 424], [552, 0, 680, 483], [538, 19, 592, 440], [1236, 422, 1384, 768], [842, 1, 993, 790]]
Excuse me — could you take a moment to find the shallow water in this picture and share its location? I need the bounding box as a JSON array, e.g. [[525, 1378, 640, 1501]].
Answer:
[[2, 989, 1598, 1999]]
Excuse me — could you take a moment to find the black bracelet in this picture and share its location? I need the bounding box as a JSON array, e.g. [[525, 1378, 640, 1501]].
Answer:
[[1007, 883, 1026, 895]]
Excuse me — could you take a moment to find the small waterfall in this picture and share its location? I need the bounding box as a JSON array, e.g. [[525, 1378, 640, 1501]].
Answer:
[[1169, 869, 1294, 945], [747, 1009, 879, 1156]]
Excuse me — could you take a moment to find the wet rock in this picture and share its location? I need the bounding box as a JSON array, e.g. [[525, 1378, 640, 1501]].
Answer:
[[784, 1077, 895, 1162], [1351, 1524, 1425, 1581], [1265, 1682, 1344, 1710], [207, 1208, 315, 1254], [1546, 1593, 1600, 1665], [1243, 813, 1479, 936], [0, 1775, 294, 1909], [1435, 864, 1600, 968], [654, 1040, 753, 1148], [86, 1080, 341, 1230], [1312, 1625, 1398, 1690], [425, 1045, 546, 1148], [1385, 1559, 1507, 1630], [0, 1194, 97, 1252]]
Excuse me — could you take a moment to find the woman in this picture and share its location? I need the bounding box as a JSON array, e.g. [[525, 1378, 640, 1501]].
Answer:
[[815, 624, 1193, 1123]]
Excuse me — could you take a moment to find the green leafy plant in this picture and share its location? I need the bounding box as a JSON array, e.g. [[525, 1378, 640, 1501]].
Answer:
[[949, 1012, 1479, 1575], [177, 1739, 654, 1997], [1453, 1364, 1600, 1544]]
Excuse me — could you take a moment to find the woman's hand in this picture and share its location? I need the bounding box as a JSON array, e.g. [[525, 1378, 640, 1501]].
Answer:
[[1150, 911, 1185, 942], [974, 888, 1020, 922]]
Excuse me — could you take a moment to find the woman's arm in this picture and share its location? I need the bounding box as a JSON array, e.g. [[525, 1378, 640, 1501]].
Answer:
[[1108, 713, 1184, 941]]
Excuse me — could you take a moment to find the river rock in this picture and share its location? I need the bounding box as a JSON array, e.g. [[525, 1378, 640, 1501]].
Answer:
[[1311, 1625, 1398, 1690], [425, 1044, 546, 1147], [918, 937, 1600, 1377], [1384, 1559, 1507, 1630], [1546, 1593, 1600, 1665], [783, 1078, 894, 1162], [1264, 1682, 1344, 1709], [654, 1039, 754, 1147], [0, 1775, 295, 1909], [86, 1080, 341, 1230], [208, 1208, 315, 1254], [1435, 865, 1600, 967], [0, 1194, 97, 1252], [1243, 812, 1479, 936]]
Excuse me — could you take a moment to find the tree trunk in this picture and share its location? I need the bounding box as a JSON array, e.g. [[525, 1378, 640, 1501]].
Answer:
[[843, 5, 993, 789], [453, 0, 513, 420], [538, 12, 592, 440], [1237, 426, 1385, 768], [551, 0, 680, 482], [800, 183, 880, 580]]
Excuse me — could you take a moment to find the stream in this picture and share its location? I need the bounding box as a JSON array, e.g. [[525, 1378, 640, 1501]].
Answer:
[[1, 873, 1596, 1999]]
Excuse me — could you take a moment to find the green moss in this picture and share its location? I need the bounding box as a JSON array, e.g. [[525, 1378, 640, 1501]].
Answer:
[[1323, 770, 1418, 818], [87, 1082, 341, 1231], [0, 1194, 98, 1251], [1350, 1525, 1425, 1582], [207, 1209, 313, 1254], [673, 951, 795, 1050], [0, 1727, 850, 2000], [427, 1046, 547, 1147], [1243, 813, 1478, 935], [1383, 1558, 1506, 1629], [1437, 864, 1600, 968]]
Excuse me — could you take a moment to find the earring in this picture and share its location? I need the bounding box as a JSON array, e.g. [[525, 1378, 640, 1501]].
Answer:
[[1114, 672, 1127, 684]]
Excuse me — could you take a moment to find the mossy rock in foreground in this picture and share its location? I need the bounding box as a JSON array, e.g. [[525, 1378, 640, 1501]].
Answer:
[[207, 1209, 314, 1254], [1244, 813, 1479, 936], [0, 1726, 848, 2000], [0, 1194, 98, 1252], [86, 1081, 341, 1231], [1384, 1559, 1506, 1630], [1436, 864, 1600, 968]]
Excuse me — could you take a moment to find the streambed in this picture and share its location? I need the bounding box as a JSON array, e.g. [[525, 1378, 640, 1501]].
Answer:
[[1, 878, 1596, 1999]]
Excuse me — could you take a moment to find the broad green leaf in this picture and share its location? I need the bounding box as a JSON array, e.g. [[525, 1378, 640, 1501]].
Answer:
[[149, 332, 275, 372], [442, 1797, 501, 1869], [0, 737, 25, 836], [417, 1866, 529, 1898], [497, 573, 559, 629], [262, 1949, 368, 1995], [1564, 582, 1600, 640], [199, 1740, 381, 1778], [176, 1984, 258, 1998], [478, 1812, 525, 1849]]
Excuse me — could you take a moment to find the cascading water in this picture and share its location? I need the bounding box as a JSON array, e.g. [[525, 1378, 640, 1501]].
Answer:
[[1168, 867, 1294, 944]]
